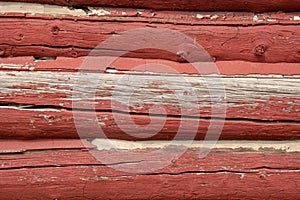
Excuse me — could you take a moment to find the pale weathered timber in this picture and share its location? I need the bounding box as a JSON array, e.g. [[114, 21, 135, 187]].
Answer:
[[0, 66, 299, 140]]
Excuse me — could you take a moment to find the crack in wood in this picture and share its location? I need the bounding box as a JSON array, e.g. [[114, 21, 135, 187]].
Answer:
[[0, 102, 299, 124], [0, 161, 146, 171], [1, 164, 299, 175]]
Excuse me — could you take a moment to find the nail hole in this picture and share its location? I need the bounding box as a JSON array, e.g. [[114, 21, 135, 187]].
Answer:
[[16, 34, 24, 41], [33, 56, 57, 61], [52, 26, 59, 35], [72, 51, 78, 57]]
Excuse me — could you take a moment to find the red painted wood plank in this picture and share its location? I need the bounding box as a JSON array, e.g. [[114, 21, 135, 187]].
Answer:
[[1, 57, 300, 75], [0, 17, 299, 62], [2, 147, 300, 170], [0, 146, 299, 199], [0, 139, 95, 153], [0, 108, 299, 140], [0, 0, 299, 12], [0, 61, 298, 140], [1, 169, 298, 200]]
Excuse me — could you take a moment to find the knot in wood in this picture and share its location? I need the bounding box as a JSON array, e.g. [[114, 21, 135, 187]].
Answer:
[[254, 44, 267, 56]]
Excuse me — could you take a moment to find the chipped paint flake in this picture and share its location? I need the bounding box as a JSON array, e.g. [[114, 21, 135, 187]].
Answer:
[[293, 16, 300, 20], [196, 14, 210, 19], [105, 68, 118, 73], [98, 121, 106, 126], [210, 15, 218, 20], [196, 14, 220, 20], [88, 8, 111, 16], [137, 10, 144, 15], [253, 15, 263, 22], [266, 18, 277, 22]]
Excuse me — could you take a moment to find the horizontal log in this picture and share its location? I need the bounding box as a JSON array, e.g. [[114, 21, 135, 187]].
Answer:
[[0, 140, 299, 199], [0, 60, 299, 139], [1, 107, 299, 140], [0, 0, 300, 12], [0, 12, 300, 62], [0, 70, 299, 120]]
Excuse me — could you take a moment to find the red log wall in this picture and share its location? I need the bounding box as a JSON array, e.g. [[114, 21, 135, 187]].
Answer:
[[0, 1, 299, 199]]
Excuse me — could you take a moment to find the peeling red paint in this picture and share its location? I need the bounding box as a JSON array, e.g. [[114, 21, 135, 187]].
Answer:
[[0, 145, 299, 199], [0, 108, 299, 140]]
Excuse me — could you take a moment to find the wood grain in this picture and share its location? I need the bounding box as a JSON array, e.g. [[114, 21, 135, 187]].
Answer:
[[0, 68, 299, 140], [0, 2, 299, 199], [0, 14, 299, 62], [1, 70, 299, 119], [1, 107, 300, 140]]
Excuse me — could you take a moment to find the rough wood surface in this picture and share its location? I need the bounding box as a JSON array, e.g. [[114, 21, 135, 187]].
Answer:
[[0, 140, 299, 200], [0, 0, 300, 12], [0, 2, 299, 199], [1, 70, 299, 119], [0, 64, 299, 140], [0, 10, 300, 62], [1, 107, 300, 140]]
